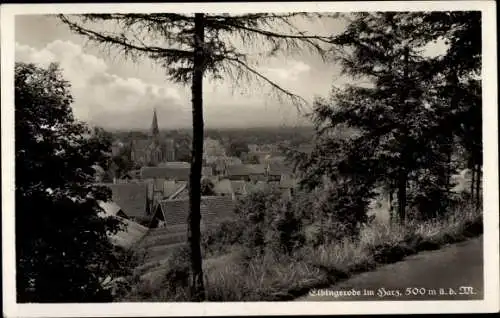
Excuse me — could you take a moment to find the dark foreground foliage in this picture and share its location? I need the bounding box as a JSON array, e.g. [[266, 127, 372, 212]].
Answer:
[[15, 62, 130, 302]]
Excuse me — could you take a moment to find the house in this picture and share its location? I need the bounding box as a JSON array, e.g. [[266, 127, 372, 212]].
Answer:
[[172, 186, 190, 200], [202, 196, 237, 222], [97, 200, 129, 219], [226, 164, 267, 181], [230, 180, 246, 196], [279, 174, 298, 189], [140, 166, 190, 181], [267, 162, 295, 183], [213, 178, 270, 199], [163, 180, 188, 199], [244, 180, 270, 194], [97, 200, 149, 249], [149, 196, 236, 228], [204, 156, 242, 175], [262, 155, 287, 165], [104, 182, 149, 224], [144, 179, 188, 211], [213, 179, 235, 198], [225, 156, 243, 166]]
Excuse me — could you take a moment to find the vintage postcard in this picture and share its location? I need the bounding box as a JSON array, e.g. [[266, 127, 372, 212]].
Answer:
[[1, 1, 498, 316]]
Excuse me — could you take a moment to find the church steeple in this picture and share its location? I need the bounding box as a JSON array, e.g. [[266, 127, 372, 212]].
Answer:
[[151, 108, 159, 138]]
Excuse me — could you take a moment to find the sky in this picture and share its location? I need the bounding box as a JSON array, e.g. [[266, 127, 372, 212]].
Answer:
[[15, 14, 349, 130]]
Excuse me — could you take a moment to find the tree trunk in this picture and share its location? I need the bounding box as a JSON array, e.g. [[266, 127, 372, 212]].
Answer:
[[187, 13, 205, 302], [397, 46, 410, 224], [470, 158, 475, 203], [475, 163, 481, 208], [446, 146, 452, 189], [389, 189, 394, 223], [397, 170, 407, 224]]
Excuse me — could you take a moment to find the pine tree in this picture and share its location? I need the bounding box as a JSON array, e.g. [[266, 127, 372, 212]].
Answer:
[[422, 11, 482, 207], [59, 12, 335, 300], [296, 12, 481, 224]]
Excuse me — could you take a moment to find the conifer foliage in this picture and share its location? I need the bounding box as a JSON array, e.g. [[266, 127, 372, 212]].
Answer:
[[295, 12, 482, 224]]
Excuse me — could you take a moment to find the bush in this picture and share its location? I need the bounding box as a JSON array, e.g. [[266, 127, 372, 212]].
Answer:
[[123, 244, 191, 302], [236, 189, 305, 256], [126, 195, 482, 302], [201, 219, 246, 256], [156, 244, 191, 300]]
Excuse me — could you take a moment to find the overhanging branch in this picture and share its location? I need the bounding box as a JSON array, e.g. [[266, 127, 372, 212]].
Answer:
[[226, 57, 308, 110], [59, 15, 192, 59]]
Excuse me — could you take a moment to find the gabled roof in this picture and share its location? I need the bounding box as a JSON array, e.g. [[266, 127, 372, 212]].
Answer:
[[157, 199, 190, 226], [140, 166, 190, 180], [108, 216, 148, 249], [163, 180, 188, 199], [97, 200, 127, 218], [105, 182, 148, 219], [227, 164, 266, 176], [174, 187, 190, 200], [156, 196, 236, 226], [202, 196, 236, 221]]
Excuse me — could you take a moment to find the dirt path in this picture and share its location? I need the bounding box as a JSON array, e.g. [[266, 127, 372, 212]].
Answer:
[[298, 236, 483, 301]]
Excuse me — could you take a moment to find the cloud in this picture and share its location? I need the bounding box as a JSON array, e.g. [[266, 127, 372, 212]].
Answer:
[[264, 60, 311, 81], [15, 40, 185, 130], [15, 40, 314, 129]]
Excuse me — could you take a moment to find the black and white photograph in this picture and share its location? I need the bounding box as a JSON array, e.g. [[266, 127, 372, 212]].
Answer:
[[1, 1, 498, 316]]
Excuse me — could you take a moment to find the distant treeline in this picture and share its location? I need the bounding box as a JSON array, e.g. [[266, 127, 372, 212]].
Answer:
[[111, 126, 315, 147]]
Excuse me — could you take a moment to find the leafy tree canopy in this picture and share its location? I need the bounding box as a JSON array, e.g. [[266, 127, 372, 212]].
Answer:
[[15, 62, 127, 302]]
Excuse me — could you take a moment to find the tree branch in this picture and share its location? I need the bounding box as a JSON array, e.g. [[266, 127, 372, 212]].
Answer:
[[59, 15, 192, 59], [210, 19, 334, 43], [225, 56, 308, 110]]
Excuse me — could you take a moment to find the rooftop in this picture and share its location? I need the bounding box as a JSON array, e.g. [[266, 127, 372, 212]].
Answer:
[[104, 182, 149, 219], [227, 164, 267, 176], [141, 166, 190, 181]]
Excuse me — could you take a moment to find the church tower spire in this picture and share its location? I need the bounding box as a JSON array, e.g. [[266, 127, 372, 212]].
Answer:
[[151, 108, 159, 138]]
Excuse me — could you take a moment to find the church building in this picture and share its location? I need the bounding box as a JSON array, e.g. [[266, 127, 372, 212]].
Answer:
[[130, 109, 176, 166]]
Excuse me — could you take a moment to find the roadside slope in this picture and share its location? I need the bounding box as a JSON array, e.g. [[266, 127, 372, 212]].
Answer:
[[298, 236, 483, 301]]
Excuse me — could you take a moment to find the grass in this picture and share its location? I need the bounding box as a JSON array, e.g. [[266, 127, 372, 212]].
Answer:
[[121, 201, 483, 302]]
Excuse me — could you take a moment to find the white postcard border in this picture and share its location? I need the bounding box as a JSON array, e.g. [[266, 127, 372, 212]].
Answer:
[[2, 1, 498, 316]]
